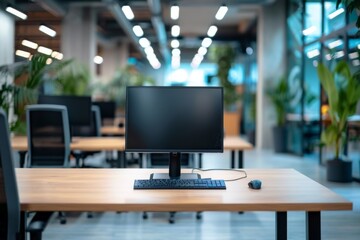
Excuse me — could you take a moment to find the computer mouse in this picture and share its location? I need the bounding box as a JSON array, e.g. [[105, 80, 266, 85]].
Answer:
[[248, 180, 262, 190]]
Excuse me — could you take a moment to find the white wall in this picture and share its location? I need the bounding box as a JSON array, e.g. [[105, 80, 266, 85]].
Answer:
[[256, 0, 286, 149]]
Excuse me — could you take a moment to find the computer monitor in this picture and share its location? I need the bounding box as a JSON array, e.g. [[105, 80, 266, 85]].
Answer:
[[126, 86, 223, 179], [92, 101, 116, 124], [38, 95, 92, 127]]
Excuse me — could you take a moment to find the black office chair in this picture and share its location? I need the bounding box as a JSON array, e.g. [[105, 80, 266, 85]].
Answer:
[[26, 104, 71, 168], [0, 109, 53, 240], [72, 105, 102, 167], [143, 153, 201, 224], [26, 104, 70, 224]]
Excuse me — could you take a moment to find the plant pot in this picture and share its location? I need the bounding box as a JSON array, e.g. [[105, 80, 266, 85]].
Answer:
[[272, 126, 287, 153], [327, 159, 352, 182]]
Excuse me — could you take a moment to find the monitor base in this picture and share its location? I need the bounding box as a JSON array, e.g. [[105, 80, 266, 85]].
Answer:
[[150, 173, 200, 180]]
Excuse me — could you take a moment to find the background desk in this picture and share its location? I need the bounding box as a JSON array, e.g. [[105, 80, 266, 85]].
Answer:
[[11, 136, 126, 168], [16, 168, 352, 240]]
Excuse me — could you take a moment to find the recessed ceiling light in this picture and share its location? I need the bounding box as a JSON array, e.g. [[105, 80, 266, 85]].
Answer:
[[171, 25, 180, 37], [171, 39, 180, 48], [172, 48, 181, 56], [133, 25, 144, 37], [139, 38, 151, 48], [246, 47, 253, 55], [201, 38, 212, 48], [15, 50, 30, 58], [22, 40, 38, 49], [94, 55, 103, 64], [215, 5, 228, 20], [6, 6, 27, 20], [39, 25, 56, 37], [37, 46, 53, 55], [171, 5, 179, 20], [46, 58, 53, 65], [207, 26, 218, 37], [198, 47, 207, 56], [122, 5, 134, 20]]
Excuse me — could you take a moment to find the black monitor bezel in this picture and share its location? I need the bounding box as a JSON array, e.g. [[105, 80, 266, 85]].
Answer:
[[125, 86, 224, 153]]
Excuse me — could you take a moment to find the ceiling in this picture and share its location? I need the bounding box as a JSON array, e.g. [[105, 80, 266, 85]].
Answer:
[[11, 0, 275, 65]]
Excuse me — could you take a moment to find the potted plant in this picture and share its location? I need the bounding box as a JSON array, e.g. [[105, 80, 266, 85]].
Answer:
[[317, 61, 360, 182], [209, 44, 241, 136], [266, 77, 295, 152]]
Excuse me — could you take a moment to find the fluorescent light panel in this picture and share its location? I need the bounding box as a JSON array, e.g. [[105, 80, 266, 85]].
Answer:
[[46, 58, 53, 65], [133, 25, 144, 37], [6, 6, 27, 20], [171, 5, 179, 20], [172, 48, 181, 56], [328, 39, 343, 49], [15, 50, 30, 58], [353, 59, 360, 66], [37, 46, 52, 55], [39, 25, 56, 37], [144, 46, 154, 55], [198, 47, 207, 56], [303, 26, 316, 36], [94, 56, 103, 64], [122, 5, 134, 20], [334, 50, 344, 59], [51, 51, 63, 60], [215, 5, 228, 20], [207, 26, 218, 37], [328, 8, 344, 19], [171, 25, 180, 37], [307, 49, 320, 58], [22, 40, 38, 49], [349, 52, 359, 59]]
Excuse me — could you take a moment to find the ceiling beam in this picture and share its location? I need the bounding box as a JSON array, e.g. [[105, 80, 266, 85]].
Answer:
[[35, 0, 67, 17], [147, 0, 170, 65]]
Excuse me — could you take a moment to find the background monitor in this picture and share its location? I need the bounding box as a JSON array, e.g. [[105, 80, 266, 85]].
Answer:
[[38, 95, 91, 127], [126, 86, 223, 179], [92, 101, 116, 123]]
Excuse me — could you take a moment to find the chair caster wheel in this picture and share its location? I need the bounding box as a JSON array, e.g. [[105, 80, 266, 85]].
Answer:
[[196, 213, 202, 220], [87, 212, 93, 218], [143, 212, 148, 219], [60, 219, 66, 224], [169, 218, 175, 224]]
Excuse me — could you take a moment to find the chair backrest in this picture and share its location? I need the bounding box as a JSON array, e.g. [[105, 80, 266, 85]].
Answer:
[[0, 109, 20, 240], [72, 105, 101, 137], [26, 104, 70, 168]]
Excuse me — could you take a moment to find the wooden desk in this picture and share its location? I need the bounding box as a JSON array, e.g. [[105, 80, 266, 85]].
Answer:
[[16, 168, 352, 240], [11, 136, 126, 168], [101, 126, 125, 136]]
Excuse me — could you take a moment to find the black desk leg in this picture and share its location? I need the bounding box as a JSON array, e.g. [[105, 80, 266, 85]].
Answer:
[[231, 151, 235, 168], [276, 211, 287, 240], [117, 151, 126, 168], [17, 211, 27, 240], [306, 211, 321, 240], [238, 150, 243, 168], [139, 153, 143, 168], [198, 153, 202, 168], [19, 151, 27, 168]]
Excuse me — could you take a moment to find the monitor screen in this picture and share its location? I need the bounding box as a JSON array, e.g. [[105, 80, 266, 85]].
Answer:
[[126, 86, 223, 152], [92, 101, 116, 120], [38, 95, 92, 126]]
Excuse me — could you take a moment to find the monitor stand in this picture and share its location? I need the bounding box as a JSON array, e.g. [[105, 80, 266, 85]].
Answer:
[[150, 152, 200, 180]]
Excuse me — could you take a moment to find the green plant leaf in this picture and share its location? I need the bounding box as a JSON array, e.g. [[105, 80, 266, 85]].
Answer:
[[321, 124, 338, 146]]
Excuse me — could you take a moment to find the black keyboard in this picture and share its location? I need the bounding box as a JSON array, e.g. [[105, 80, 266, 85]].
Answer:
[[133, 179, 226, 189]]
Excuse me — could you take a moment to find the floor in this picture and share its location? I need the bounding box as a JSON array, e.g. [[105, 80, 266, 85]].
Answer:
[[35, 148, 360, 240]]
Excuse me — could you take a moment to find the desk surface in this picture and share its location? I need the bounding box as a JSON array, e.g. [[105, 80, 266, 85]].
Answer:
[[16, 168, 351, 212], [11, 136, 125, 152], [101, 126, 125, 136], [12, 136, 253, 152]]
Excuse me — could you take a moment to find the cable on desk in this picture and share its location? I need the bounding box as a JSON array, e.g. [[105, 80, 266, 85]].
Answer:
[[191, 168, 247, 182]]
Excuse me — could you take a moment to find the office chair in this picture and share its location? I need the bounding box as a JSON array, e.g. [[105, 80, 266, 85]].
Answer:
[[0, 109, 53, 240], [143, 153, 201, 224], [72, 105, 102, 167], [26, 104, 70, 224]]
